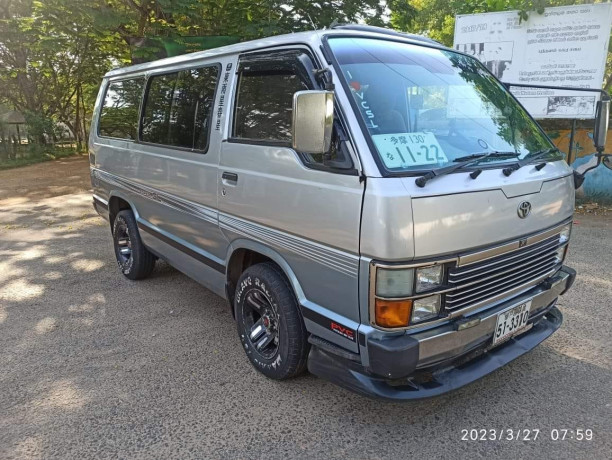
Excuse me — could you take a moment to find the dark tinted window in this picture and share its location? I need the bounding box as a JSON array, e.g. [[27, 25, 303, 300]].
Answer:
[[141, 73, 176, 145], [233, 71, 309, 142], [141, 66, 218, 150], [99, 78, 144, 140]]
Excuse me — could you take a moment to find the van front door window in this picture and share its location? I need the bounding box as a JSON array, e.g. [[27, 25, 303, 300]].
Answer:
[[233, 70, 308, 143]]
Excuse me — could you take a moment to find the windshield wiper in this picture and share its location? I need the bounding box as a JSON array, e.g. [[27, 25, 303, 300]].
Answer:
[[415, 152, 520, 187], [502, 148, 560, 176], [452, 151, 519, 162]]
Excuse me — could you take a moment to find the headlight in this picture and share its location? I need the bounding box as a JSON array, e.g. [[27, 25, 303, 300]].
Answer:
[[415, 265, 443, 293], [559, 223, 571, 244], [376, 268, 414, 297], [555, 246, 567, 264], [411, 295, 441, 323], [373, 263, 447, 328]]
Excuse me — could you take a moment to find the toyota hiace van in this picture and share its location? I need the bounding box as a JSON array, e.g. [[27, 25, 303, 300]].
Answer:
[[90, 25, 609, 399]]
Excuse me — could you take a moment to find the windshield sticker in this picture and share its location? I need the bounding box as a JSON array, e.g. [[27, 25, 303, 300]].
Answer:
[[351, 85, 379, 129], [372, 132, 448, 169]]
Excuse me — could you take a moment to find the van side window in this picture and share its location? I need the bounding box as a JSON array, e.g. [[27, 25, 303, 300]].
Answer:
[[141, 65, 219, 151], [98, 78, 144, 140], [141, 73, 176, 145], [233, 71, 309, 142], [232, 50, 354, 173]]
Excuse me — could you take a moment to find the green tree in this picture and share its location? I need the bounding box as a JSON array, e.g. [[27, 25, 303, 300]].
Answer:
[[0, 0, 121, 148], [87, 0, 389, 43], [0, 0, 392, 147], [4, 0, 609, 153]]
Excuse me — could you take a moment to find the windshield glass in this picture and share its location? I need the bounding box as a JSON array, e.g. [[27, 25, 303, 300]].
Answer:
[[328, 37, 557, 173]]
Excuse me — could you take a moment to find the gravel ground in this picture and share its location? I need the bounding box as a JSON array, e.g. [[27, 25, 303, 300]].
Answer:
[[1, 156, 611, 459]]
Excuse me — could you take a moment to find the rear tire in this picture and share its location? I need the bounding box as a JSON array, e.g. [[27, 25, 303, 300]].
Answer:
[[112, 210, 155, 280], [234, 263, 309, 380]]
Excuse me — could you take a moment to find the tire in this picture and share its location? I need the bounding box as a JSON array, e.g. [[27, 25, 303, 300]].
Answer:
[[234, 263, 309, 380], [112, 209, 156, 280]]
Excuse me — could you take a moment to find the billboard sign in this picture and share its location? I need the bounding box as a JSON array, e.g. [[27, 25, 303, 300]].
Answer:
[[454, 3, 612, 119]]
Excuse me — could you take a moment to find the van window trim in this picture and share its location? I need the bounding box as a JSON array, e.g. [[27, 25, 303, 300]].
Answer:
[[96, 76, 147, 142], [227, 46, 358, 175], [138, 62, 222, 155]]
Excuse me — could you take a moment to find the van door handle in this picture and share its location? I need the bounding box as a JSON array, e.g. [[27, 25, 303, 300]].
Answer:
[[222, 172, 238, 183]]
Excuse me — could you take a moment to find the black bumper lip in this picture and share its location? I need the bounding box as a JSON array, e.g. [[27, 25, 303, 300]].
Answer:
[[308, 306, 563, 401]]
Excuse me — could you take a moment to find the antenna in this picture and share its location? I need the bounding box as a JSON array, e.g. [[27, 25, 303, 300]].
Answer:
[[306, 13, 317, 30]]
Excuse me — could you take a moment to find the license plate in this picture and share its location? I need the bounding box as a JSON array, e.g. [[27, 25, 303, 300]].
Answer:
[[492, 300, 532, 346]]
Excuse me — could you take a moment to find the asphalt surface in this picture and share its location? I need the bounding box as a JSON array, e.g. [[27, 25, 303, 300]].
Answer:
[[1, 156, 611, 459]]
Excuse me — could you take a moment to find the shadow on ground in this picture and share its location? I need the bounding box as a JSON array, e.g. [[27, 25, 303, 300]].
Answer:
[[1, 158, 611, 459]]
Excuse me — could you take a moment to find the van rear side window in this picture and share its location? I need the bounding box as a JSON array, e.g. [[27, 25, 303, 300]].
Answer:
[[98, 78, 144, 140], [141, 65, 219, 152]]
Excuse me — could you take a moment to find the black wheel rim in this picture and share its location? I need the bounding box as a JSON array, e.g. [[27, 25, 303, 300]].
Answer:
[[243, 289, 279, 360], [115, 220, 132, 264]]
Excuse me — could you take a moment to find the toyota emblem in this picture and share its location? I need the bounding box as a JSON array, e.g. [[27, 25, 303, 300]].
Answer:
[[517, 201, 532, 219]]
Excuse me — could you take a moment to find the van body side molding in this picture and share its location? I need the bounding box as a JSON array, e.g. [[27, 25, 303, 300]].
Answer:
[[137, 221, 226, 274]]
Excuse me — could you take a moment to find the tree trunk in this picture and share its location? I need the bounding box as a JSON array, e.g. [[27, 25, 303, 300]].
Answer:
[[75, 84, 82, 151], [0, 134, 8, 162], [81, 90, 88, 149], [10, 135, 18, 160]]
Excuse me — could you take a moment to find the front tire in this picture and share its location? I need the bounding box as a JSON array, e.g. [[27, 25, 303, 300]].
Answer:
[[234, 263, 309, 380], [112, 210, 155, 280]]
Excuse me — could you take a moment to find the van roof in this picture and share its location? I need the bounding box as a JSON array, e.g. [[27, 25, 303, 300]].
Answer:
[[104, 27, 447, 78]]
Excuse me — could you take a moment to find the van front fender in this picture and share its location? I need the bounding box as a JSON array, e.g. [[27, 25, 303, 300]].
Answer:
[[225, 238, 307, 305]]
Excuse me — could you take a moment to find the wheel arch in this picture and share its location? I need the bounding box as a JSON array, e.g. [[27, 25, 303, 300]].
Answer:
[[107, 191, 138, 227], [225, 239, 306, 313]]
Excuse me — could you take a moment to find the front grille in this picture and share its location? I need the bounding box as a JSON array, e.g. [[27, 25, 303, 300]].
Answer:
[[445, 234, 563, 311]]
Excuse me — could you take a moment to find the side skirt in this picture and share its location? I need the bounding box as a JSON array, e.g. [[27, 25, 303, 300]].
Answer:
[[137, 220, 227, 299]]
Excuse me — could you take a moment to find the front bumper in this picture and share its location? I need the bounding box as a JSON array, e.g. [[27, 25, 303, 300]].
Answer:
[[308, 266, 575, 400]]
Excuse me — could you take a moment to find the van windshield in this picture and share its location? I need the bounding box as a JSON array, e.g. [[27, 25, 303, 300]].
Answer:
[[328, 37, 558, 174]]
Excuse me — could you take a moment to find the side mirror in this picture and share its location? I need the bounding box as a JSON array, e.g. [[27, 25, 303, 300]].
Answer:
[[593, 99, 609, 152], [292, 90, 334, 154]]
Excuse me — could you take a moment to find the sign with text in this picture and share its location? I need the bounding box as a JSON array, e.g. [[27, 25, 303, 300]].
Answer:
[[454, 3, 612, 119]]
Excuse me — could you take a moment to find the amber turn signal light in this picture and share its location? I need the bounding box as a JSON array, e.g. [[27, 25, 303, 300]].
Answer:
[[375, 298, 413, 328]]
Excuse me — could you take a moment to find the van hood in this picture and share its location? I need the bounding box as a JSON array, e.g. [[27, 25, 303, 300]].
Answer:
[[360, 161, 574, 261]]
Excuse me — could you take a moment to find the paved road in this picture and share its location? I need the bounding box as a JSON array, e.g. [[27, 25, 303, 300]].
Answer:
[[1, 156, 611, 459]]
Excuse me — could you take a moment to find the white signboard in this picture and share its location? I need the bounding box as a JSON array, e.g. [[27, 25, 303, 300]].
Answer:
[[454, 3, 612, 119]]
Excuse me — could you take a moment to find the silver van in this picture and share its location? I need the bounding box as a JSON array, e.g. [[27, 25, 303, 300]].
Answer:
[[90, 25, 608, 399]]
